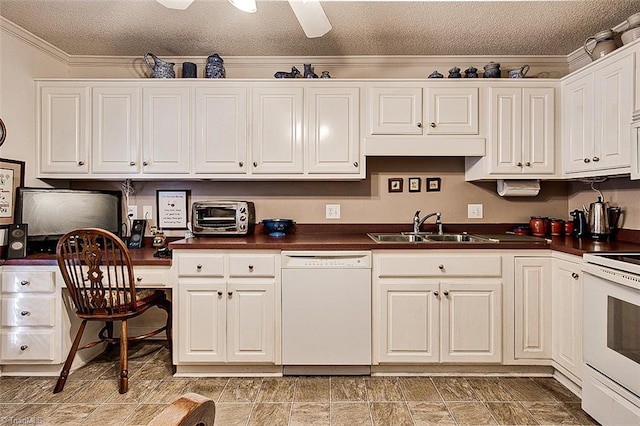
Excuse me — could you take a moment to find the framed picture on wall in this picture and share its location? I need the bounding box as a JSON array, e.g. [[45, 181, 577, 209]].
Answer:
[[426, 177, 441, 192], [388, 178, 403, 193], [408, 177, 421, 192], [0, 158, 25, 226], [157, 190, 190, 229]]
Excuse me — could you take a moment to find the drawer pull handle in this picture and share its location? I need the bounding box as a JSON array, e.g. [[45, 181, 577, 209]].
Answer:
[[20, 345, 28, 351], [571, 272, 579, 279], [443, 290, 449, 297], [248, 265, 254, 272], [196, 264, 203, 271], [438, 264, 445, 270], [21, 311, 30, 316], [20, 280, 30, 286]]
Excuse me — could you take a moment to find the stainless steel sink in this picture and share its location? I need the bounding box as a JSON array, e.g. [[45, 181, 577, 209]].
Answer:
[[367, 232, 498, 244]]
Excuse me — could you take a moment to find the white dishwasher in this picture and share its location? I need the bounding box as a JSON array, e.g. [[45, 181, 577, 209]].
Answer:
[[281, 250, 372, 375]]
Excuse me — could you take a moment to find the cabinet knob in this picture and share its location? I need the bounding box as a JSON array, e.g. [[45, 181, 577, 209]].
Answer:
[[517, 162, 523, 167], [248, 264, 254, 272], [584, 158, 591, 163], [196, 264, 202, 271], [239, 162, 244, 167], [417, 122, 423, 128], [217, 291, 223, 296], [430, 122, 436, 128], [129, 161, 136, 166], [227, 291, 233, 297], [20, 280, 30, 286], [353, 161, 359, 167], [143, 161, 149, 166], [20, 345, 28, 351], [253, 162, 258, 167], [571, 272, 579, 279], [526, 162, 531, 167], [20, 311, 30, 316], [78, 161, 85, 166], [434, 291, 439, 297], [438, 264, 445, 270], [136, 277, 143, 282], [592, 157, 600, 162], [443, 290, 449, 297]]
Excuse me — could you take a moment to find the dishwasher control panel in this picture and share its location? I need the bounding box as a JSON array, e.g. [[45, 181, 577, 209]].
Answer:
[[281, 251, 371, 268]]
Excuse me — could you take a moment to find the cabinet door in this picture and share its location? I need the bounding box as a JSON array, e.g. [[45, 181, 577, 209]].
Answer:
[[177, 282, 226, 362], [632, 122, 640, 180], [226, 281, 275, 362], [377, 281, 439, 363], [593, 54, 633, 172], [552, 258, 583, 381], [91, 86, 141, 174], [562, 74, 595, 174], [367, 85, 423, 135], [426, 87, 479, 135], [251, 86, 303, 174], [307, 86, 361, 175], [514, 257, 552, 360], [39, 85, 90, 174], [490, 87, 523, 174], [522, 88, 555, 174], [440, 281, 502, 363], [142, 87, 191, 174], [194, 87, 248, 174]]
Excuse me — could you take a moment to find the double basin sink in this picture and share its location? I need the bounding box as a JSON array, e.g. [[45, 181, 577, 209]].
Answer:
[[368, 232, 498, 244]]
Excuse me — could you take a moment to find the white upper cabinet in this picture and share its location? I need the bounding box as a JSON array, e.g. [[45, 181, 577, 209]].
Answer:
[[39, 84, 90, 175], [562, 52, 634, 176], [194, 86, 248, 175], [306, 85, 361, 175], [142, 86, 191, 174], [91, 86, 141, 174], [251, 86, 304, 175], [365, 82, 484, 156]]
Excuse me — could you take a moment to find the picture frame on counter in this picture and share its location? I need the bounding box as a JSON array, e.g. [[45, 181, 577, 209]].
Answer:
[[427, 177, 441, 192], [0, 158, 25, 225], [388, 178, 403, 193], [157, 189, 190, 229], [408, 177, 421, 192]]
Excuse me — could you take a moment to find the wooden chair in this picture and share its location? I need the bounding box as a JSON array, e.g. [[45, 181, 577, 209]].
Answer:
[[148, 393, 216, 426], [53, 228, 172, 394]]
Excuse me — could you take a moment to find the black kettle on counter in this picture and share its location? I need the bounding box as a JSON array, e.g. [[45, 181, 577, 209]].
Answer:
[[570, 209, 589, 237]]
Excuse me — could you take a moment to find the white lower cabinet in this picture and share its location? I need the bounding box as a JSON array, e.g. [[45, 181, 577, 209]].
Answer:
[[551, 253, 584, 383], [374, 251, 502, 364], [174, 250, 280, 365]]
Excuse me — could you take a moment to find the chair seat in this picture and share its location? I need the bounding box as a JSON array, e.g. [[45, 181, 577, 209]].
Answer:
[[79, 288, 161, 312]]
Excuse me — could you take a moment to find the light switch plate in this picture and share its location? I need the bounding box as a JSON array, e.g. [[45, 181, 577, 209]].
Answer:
[[468, 204, 483, 219], [127, 205, 138, 219], [326, 204, 341, 219]]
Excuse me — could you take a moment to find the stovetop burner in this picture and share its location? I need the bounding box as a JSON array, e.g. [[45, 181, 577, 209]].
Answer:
[[600, 254, 640, 265]]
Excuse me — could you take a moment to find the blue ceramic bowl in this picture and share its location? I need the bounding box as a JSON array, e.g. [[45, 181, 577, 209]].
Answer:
[[261, 219, 295, 237]]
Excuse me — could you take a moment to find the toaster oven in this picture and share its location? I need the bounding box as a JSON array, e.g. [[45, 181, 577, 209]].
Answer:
[[192, 201, 255, 235]]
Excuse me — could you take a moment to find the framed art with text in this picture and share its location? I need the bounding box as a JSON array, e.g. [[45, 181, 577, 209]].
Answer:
[[0, 158, 25, 225]]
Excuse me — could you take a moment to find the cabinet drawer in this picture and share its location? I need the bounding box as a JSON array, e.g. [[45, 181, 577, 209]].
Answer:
[[1, 271, 55, 293], [0, 331, 56, 361], [229, 254, 276, 277], [133, 268, 169, 287], [377, 255, 502, 277], [177, 254, 224, 277], [1, 297, 56, 327]]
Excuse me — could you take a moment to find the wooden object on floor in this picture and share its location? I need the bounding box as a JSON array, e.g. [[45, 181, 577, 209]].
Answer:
[[53, 228, 172, 394], [148, 393, 216, 426]]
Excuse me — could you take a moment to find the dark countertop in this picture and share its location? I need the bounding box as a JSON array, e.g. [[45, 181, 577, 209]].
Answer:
[[5, 224, 640, 266]]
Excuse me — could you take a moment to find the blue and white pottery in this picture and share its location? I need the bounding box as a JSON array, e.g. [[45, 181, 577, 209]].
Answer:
[[428, 70, 444, 78], [448, 67, 462, 78], [144, 53, 175, 78], [464, 66, 479, 78], [320, 71, 331, 78], [483, 61, 501, 78], [205, 54, 225, 78]]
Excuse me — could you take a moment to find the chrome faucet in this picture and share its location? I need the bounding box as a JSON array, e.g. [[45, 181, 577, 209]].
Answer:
[[413, 210, 443, 234]]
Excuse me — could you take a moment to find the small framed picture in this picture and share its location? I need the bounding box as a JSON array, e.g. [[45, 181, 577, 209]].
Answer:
[[388, 178, 403, 193], [426, 177, 442, 192], [408, 177, 421, 192]]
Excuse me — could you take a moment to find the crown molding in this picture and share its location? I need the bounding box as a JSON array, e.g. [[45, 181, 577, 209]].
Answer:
[[0, 16, 69, 65]]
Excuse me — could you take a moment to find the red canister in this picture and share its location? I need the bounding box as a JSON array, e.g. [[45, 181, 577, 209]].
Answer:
[[529, 216, 545, 237], [564, 221, 574, 236], [550, 218, 565, 236]]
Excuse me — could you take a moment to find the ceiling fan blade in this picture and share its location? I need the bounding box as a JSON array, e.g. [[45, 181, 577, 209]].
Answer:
[[288, 0, 332, 38], [155, 0, 195, 10]]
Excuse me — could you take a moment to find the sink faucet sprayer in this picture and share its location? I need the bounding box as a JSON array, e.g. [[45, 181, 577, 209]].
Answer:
[[413, 211, 443, 235]]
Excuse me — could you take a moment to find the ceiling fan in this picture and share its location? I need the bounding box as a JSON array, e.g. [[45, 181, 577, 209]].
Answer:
[[155, 0, 332, 38]]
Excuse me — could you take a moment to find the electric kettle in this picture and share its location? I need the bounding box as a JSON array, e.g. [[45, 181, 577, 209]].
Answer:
[[588, 196, 609, 240], [570, 209, 588, 238]]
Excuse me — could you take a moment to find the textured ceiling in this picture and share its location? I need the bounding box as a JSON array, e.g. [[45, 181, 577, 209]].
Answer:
[[1, 0, 640, 57]]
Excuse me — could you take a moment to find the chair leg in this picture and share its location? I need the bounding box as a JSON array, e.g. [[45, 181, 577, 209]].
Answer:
[[105, 321, 115, 352], [54, 319, 87, 393], [119, 320, 129, 394], [159, 298, 173, 357]]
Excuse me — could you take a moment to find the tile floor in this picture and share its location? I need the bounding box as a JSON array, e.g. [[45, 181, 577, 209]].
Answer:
[[0, 342, 598, 425]]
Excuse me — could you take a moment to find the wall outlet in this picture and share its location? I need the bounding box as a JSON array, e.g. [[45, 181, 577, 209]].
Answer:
[[326, 204, 341, 219], [468, 204, 483, 219], [143, 205, 153, 221], [127, 205, 138, 219]]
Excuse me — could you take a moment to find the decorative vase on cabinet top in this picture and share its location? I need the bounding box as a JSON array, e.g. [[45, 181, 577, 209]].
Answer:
[[205, 53, 225, 78], [144, 53, 175, 78], [483, 62, 501, 78], [584, 29, 618, 60]]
